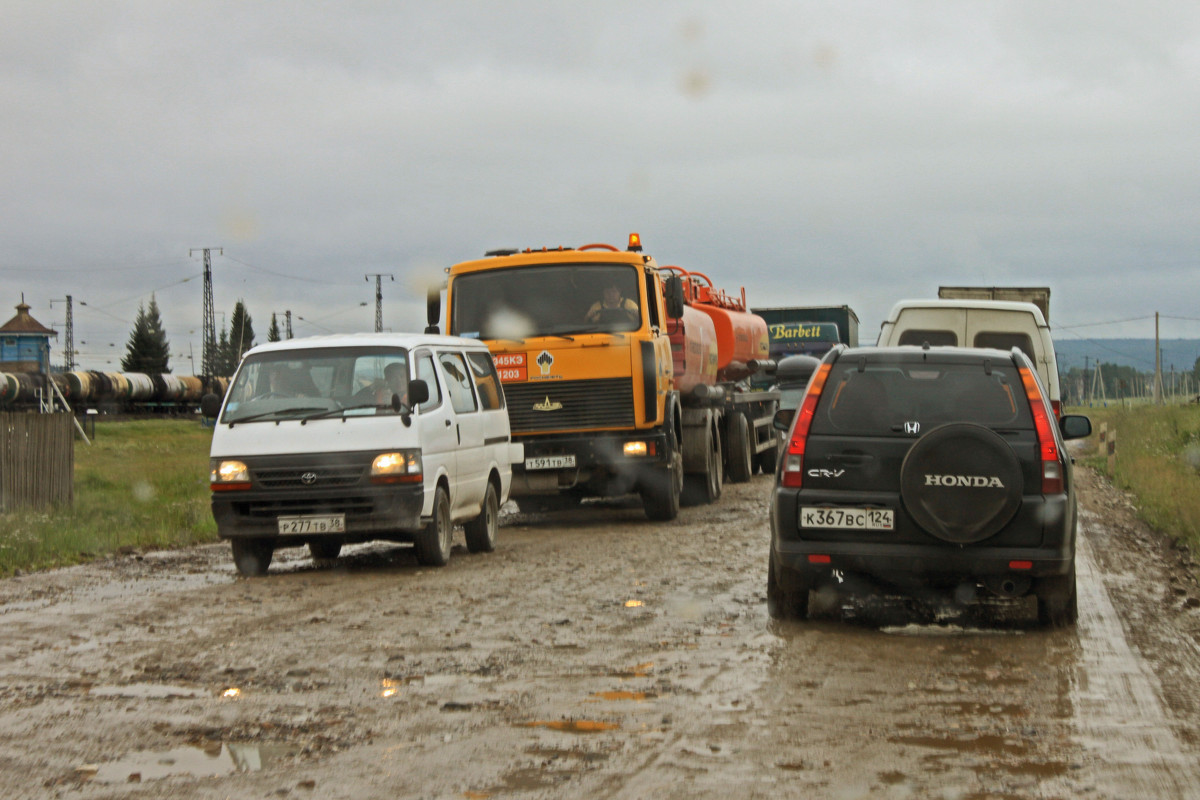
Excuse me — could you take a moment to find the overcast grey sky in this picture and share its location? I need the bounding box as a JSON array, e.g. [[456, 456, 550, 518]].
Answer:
[[3, 1, 1199, 372]]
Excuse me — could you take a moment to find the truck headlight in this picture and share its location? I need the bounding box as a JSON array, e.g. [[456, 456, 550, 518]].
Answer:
[[211, 459, 251, 491], [371, 451, 423, 484], [623, 441, 649, 457]]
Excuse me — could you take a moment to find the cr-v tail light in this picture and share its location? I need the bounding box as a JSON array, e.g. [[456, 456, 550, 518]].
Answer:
[[780, 363, 832, 488], [1019, 366, 1063, 494]]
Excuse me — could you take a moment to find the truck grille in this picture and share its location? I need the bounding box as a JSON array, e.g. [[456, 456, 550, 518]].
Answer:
[[504, 379, 634, 433]]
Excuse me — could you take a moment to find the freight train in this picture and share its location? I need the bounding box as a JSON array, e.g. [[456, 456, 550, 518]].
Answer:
[[0, 369, 229, 413]]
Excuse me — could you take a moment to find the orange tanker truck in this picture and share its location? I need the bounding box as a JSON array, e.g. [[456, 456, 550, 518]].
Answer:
[[428, 233, 779, 521]]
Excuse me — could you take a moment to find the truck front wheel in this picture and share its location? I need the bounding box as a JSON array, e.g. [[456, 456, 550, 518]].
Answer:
[[642, 450, 683, 521]]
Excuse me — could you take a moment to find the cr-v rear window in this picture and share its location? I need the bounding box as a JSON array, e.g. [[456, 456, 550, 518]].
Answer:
[[810, 360, 1031, 436]]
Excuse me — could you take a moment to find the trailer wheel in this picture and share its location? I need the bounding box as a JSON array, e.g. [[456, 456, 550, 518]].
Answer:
[[727, 412, 753, 483], [682, 421, 723, 506], [231, 538, 274, 577]]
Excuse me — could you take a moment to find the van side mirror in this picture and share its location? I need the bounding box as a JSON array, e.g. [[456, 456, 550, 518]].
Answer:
[[200, 393, 222, 419], [664, 276, 685, 319], [407, 379, 430, 406]]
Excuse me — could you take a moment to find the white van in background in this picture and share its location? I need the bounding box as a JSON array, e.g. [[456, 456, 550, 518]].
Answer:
[[876, 299, 1062, 416], [202, 333, 523, 576]]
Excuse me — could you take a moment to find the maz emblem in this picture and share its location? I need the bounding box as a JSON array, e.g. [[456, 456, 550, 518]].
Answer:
[[533, 396, 563, 412]]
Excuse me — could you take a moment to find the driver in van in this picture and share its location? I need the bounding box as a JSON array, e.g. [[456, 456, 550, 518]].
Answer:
[[586, 282, 638, 325]]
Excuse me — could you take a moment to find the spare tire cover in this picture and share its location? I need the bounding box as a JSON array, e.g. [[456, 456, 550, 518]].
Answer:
[[900, 423, 1024, 544]]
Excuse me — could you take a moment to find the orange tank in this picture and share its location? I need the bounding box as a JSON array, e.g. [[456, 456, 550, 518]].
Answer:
[[664, 267, 770, 383], [667, 304, 718, 394]]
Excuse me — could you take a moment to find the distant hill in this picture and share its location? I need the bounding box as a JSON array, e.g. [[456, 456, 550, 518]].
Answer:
[[1053, 339, 1200, 374]]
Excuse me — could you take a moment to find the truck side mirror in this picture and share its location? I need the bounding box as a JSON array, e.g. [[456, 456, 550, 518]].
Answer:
[[773, 408, 795, 432], [407, 379, 430, 406], [425, 287, 441, 335], [664, 276, 685, 319]]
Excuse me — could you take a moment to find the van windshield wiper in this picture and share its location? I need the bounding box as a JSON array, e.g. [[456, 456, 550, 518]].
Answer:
[[225, 406, 327, 427]]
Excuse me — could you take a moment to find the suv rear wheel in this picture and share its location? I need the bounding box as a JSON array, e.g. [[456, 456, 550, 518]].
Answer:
[[767, 551, 811, 620], [1035, 564, 1078, 627]]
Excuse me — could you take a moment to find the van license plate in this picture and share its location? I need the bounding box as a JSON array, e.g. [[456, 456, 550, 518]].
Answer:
[[801, 507, 894, 531], [277, 514, 346, 534], [525, 455, 576, 470]]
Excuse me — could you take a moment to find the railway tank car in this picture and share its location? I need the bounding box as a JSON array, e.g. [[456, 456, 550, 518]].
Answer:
[[0, 369, 227, 413]]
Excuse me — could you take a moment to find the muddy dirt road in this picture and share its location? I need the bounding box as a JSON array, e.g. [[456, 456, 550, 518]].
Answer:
[[4, 464, 1200, 799]]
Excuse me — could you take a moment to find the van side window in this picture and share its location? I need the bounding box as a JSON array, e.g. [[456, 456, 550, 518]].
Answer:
[[415, 352, 443, 411], [465, 351, 504, 411], [974, 332, 1035, 362], [439, 351, 479, 414], [898, 329, 957, 347]]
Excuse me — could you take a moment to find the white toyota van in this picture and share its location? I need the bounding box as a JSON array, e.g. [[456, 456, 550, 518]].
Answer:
[[876, 299, 1062, 416], [202, 333, 522, 576]]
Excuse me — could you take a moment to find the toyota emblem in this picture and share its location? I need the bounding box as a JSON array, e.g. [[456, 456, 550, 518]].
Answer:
[[300, 471, 318, 485]]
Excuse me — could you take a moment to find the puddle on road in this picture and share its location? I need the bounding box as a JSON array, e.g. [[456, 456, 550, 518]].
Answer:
[[89, 683, 209, 700], [88, 742, 298, 783]]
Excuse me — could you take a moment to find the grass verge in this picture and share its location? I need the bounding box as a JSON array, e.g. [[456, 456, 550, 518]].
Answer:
[[0, 418, 216, 577], [1075, 403, 1200, 555]]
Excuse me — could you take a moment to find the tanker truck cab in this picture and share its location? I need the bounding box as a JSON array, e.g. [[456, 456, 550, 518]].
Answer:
[[202, 333, 521, 577], [438, 234, 684, 520]]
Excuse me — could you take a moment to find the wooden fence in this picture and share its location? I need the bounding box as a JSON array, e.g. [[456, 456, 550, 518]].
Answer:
[[0, 412, 74, 511]]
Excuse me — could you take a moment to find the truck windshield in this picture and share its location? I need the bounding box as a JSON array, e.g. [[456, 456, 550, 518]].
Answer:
[[221, 346, 409, 423], [452, 264, 642, 339]]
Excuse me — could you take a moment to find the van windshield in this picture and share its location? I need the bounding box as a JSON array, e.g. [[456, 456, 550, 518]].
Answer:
[[452, 263, 642, 339], [221, 347, 409, 423]]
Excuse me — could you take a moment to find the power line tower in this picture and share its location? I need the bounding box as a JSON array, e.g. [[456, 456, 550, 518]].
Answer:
[[191, 247, 222, 379], [365, 273, 394, 333], [49, 295, 74, 371]]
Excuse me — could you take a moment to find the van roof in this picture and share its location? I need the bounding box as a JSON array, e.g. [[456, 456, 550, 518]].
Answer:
[[883, 298, 1048, 326], [241, 332, 489, 357]]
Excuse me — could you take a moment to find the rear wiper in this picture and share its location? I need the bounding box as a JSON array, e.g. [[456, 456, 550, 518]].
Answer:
[[226, 407, 326, 427]]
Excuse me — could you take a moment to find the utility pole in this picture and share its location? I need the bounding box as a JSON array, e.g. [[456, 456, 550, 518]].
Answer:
[[1154, 311, 1163, 405], [365, 273, 394, 333], [285, 310, 293, 339], [191, 248, 222, 381], [48, 295, 74, 371]]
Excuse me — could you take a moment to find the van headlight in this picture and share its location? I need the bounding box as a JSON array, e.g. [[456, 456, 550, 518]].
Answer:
[[371, 451, 423, 484], [211, 459, 251, 491]]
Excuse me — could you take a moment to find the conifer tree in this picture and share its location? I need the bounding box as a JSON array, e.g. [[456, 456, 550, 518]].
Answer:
[[228, 300, 255, 365], [267, 313, 281, 342], [121, 295, 171, 373]]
